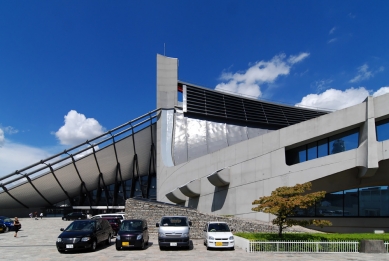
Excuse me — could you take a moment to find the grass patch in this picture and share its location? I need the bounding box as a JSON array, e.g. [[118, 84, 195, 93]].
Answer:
[[235, 232, 389, 242]]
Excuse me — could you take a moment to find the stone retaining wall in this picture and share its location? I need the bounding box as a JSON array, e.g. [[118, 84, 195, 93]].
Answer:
[[125, 198, 305, 239]]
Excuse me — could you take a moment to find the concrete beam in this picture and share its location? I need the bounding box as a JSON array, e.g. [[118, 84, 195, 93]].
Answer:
[[179, 179, 201, 197], [165, 189, 186, 203]]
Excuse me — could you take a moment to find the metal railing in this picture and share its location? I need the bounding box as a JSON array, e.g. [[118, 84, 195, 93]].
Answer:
[[385, 242, 389, 252], [249, 240, 359, 253]]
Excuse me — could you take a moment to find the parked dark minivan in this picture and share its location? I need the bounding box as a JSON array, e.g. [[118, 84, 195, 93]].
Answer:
[[116, 219, 149, 250], [56, 218, 114, 253]]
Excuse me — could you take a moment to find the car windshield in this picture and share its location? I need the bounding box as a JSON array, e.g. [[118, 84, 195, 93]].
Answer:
[[120, 221, 142, 231], [160, 217, 187, 227], [208, 223, 230, 232], [65, 221, 95, 231]]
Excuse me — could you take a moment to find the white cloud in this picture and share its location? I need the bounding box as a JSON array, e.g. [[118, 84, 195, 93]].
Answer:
[[0, 128, 4, 147], [54, 110, 105, 146], [3, 126, 19, 135], [296, 86, 389, 111], [0, 126, 18, 148], [311, 79, 333, 93], [349, 64, 384, 83], [349, 64, 373, 83], [329, 27, 336, 34], [215, 52, 310, 98], [288, 53, 310, 64], [328, 38, 337, 44], [0, 140, 52, 177], [373, 87, 389, 97]]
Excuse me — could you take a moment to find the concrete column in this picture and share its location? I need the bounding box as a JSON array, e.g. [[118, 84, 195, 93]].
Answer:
[[156, 54, 179, 201], [357, 96, 379, 178]]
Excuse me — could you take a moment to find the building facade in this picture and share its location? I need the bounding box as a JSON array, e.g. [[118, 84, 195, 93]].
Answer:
[[1, 54, 389, 233], [156, 55, 389, 233]]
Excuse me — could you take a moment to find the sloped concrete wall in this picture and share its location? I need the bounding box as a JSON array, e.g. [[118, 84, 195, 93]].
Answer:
[[125, 198, 308, 239]]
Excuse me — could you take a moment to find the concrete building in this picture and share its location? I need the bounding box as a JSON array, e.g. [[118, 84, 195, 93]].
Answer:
[[1, 54, 389, 233]]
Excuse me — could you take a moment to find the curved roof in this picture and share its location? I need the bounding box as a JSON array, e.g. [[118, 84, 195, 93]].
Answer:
[[0, 110, 158, 209], [179, 81, 330, 127]]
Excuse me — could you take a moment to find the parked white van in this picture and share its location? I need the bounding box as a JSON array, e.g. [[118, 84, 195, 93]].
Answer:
[[91, 213, 125, 220], [156, 216, 192, 250]]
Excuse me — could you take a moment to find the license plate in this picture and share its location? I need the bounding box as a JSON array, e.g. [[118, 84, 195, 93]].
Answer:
[[170, 242, 177, 246], [122, 242, 130, 246], [215, 242, 223, 246], [66, 244, 74, 249]]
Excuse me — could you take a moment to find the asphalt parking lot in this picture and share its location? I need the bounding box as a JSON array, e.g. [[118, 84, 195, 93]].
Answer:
[[0, 217, 388, 261]]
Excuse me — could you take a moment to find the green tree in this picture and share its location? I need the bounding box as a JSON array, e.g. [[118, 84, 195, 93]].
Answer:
[[252, 182, 332, 237]]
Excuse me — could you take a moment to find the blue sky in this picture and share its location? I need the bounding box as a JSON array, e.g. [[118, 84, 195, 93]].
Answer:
[[1, 1, 389, 177]]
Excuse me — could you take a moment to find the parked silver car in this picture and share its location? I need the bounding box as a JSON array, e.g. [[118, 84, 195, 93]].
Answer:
[[156, 216, 192, 250]]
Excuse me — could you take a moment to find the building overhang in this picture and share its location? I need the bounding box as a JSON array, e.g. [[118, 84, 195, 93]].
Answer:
[[165, 189, 186, 203], [207, 168, 230, 187], [179, 179, 201, 197]]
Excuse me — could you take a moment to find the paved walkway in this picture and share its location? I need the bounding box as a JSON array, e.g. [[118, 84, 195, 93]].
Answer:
[[0, 218, 388, 261]]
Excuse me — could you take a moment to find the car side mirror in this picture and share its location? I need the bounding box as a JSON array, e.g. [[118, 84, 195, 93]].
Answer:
[[144, 226, 148, 231], [231, 229, 233, 232], [156, 223, 159, 227], [189, 221, 192, 226], [60, 228, 64, 231]]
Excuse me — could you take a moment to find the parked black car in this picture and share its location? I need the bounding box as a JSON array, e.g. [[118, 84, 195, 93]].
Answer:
[[56, 218, 114, 253], [62, 212, 87, 221], [116, 219, 149, 250]]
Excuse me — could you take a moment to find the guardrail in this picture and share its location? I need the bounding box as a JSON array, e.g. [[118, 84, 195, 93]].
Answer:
[[248, 240, 359, 253]]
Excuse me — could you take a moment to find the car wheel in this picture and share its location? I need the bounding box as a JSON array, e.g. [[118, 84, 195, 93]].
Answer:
[[57, 249, 65, 253], [90, 240, 97, 252], [145, 239, 149, 246], [5, 227, 9, 233], [159, 246, 164, 250], [230, 247, 235, 251], [140, 240, 145, 250], [116, 245, 121, 251], [206, 246, 211, 251], [105, 234, 111, 245]]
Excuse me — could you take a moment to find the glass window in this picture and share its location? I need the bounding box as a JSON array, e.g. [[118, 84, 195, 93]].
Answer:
[[359, 186, 389, 217], [376, 119, 389, 142], [124, 179, 132, 199], [316, 191, 343, 216], [286, 145, 306, 165], [133, 178, 143, 198], [318, 138, 328, 157], [344, 189, 358, 216], [307, 142, 317, 160], [148, 176, 157, 200], [330, 129, 359, 155], [294, 206, 315, 217]]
